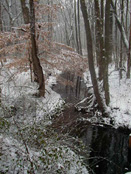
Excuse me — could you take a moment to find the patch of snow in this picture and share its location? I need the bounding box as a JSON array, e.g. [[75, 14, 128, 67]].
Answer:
[[36, 86, 64, 122], [47, 76, 57, 87], [0, 68, 64, 125], [109, 69, 131, 129], [82, 67, 131, 130]]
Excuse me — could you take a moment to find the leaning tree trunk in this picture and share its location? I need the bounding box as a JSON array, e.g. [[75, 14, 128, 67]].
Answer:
[[80, 0, 108, 114], [29, 0, 45, 97], [111, 0, 129, 51]]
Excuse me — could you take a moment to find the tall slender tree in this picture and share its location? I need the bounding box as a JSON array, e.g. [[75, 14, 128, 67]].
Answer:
[[29, 0, 45, 97], [74, 0, 79, 54], [127, 1, 131, 79], [0, 1, 2, 31], [104, 0, 111, 105], [47, 0, 53, 43], [77, 0, 82, 55], [94, 0, 104, 81], [119, 0, 124, 79], [80, 0, 108, 114]]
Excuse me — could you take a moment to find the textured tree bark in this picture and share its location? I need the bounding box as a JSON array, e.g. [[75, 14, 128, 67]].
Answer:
[[29, 0, 45, 97], [20, 0, 30, 24], [80, 0, 107, 114]]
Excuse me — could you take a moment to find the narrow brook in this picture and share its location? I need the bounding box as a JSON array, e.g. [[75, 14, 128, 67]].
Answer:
[[52, 71, 131, 174]]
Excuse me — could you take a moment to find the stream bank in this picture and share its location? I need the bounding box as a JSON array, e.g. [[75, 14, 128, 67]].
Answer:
[[51, 71, 131, 174]]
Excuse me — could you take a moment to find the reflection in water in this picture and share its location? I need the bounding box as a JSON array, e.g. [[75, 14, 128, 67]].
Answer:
[[81, 125, 131, 174], [53, 70, 131, 174], [52, 71, 88, 103]]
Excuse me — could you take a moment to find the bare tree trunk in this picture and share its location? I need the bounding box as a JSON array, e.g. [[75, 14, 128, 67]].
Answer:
[[80, 0, 107, 114], [104, 0, 111, 105], [119, 0, 124, 79], [111, 0, 130, 78], [29, 0, 45, 97], [20, 0, 30, 24], [47, 0, 53, 48], [0, 87, 1, 105], [65, 21, 70, 46], [77, 0, 82, 55], [0, 1, 2, 31], [126, 0, 129, 33], [111, 0, 129, 50], [114, 0, 119, 70], [74, 0, 79, 53], [0, 1, 3, 66], [74, 0, 82, 97], [94, 0, 100, 66], [109, 4, 113, 62], [127, 1, 131, 79], [94, 0, 104, 81]]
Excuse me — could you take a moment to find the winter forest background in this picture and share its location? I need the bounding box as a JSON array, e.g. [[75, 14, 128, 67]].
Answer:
[[0, 0, 131, 174]]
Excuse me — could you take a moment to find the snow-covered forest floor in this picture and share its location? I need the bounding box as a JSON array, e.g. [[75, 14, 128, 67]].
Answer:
[[82, 65, 131, 130], [0, 60, 131, 173], [109, 68, 131, 129], [0, 67, 88, 174]]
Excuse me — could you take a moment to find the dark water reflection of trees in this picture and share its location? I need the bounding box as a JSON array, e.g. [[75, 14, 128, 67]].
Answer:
[[81, 125, 131, 174], [52, 71, 131, 174]]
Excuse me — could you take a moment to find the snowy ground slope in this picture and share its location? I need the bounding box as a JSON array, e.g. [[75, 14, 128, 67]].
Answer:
[[0, 68, 64, 124], [0, 67, 88, 174], [109, 70, 131, 129], [83, 67, 131, 130]]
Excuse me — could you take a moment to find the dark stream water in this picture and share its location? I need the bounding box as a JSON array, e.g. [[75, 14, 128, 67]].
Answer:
[[81, 124, 131, 174], [52, 71, 131, 174]]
